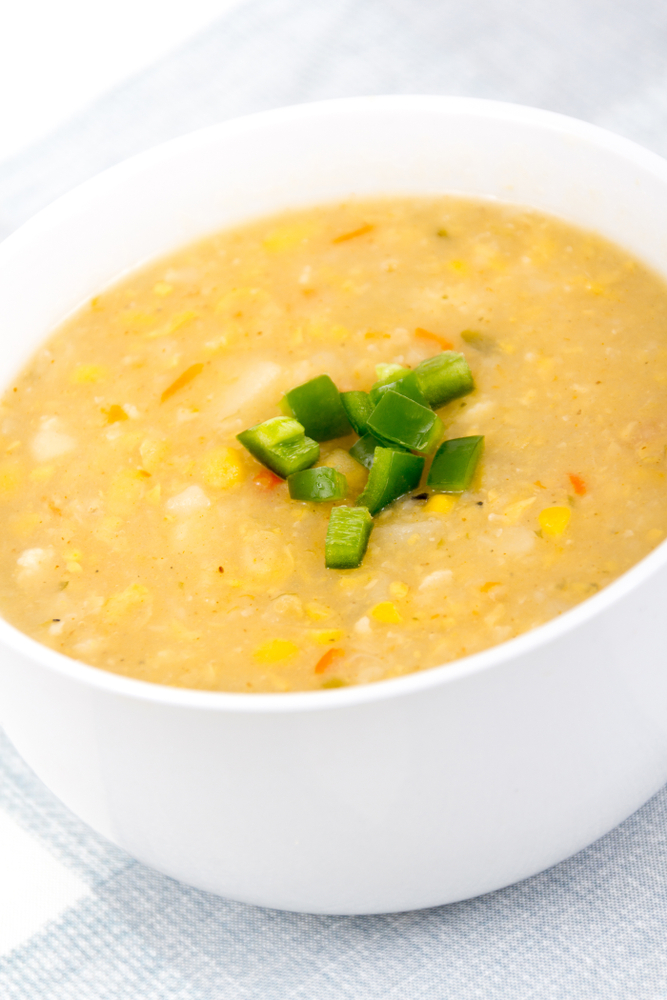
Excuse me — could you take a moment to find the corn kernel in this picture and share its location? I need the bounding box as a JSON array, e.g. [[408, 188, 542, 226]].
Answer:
[[0, 463, 21, 496], [370, 602, 402, 624], [140, 437, 169, 473], [10, 513, 42, 537], [503, 497, 536, 523], [30, 465, 55, 482], [253, 639, 299, 663], [305, 602, 332, 621], [71, 364, 107, 384], [104, 583, 150, 622], [539, 506, 571, 537], [389, 581, 409, 599], [153, 282, 174, 296], [199, 447, 245, 489], [308, 629, 343, 644], [424, 495, 456, 515], [262, 222, 314, 251]]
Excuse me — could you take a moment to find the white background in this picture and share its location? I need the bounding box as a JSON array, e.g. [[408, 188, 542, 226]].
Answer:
[[0, 0, 243, 164]]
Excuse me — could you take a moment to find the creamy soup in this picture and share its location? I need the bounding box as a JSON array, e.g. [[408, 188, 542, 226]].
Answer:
[[1, 197, 666, 692]]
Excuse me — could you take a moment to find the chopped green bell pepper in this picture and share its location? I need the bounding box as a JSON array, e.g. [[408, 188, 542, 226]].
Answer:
[[349, 432, 382, 470], [288, 467, 347, 502], [369, 367, 427, 407], [340, 391, 374, 436], [460, 329, 497, 353], [427, 435, 484, 492], [414, 351, 474, 408], [356, 447, 425, 515], [281, 374, 351, 441], [325, 506, 374, 569], [367, 390, 443, 455], [237, 416, 319, 478]]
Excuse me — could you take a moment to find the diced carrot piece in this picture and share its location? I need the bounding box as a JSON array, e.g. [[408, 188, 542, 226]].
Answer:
[[332, 224, 374, 243], [253, 469, 283, 491], [160, 363, 204, 403], [569, 473, 587, 496], [315, 648, 344, 674], [415, 327, 454, 350]]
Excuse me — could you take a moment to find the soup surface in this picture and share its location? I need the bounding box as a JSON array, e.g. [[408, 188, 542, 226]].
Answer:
[[1, 197, 666, 692]]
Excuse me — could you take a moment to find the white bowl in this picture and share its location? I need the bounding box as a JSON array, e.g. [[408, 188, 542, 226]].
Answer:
[[1, 96, 667, 915]]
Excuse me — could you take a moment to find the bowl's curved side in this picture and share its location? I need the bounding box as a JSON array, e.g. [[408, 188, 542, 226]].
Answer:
[[1, 96, 667, 911], [2, 540, 667, 913]]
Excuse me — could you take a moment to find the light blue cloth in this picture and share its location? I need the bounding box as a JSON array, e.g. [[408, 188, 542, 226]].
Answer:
[[2, 0, 667, 995]]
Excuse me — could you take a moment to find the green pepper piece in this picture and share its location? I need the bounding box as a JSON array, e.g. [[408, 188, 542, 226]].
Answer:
[[460, 329, 497, 353], [375, 362, 404, 380], [356, 447, 425, 515], [349, 432, 382, 470], [369, 367, 427, 407], [325, 506, 374, 569], [367, 390, 443, 455], [414, 351, 474, 408], [237, 416, 319, 478], [282, 374, 351, 441], [288, 467, 347, 502], [427, 435, 484, 492], [340, 391, 374, 436]]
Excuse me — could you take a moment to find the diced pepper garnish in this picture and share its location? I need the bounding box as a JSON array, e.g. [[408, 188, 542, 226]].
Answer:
[[332, 223, 374, 243], [424, 494, 457, 515], [282, 374, 351, 441], [253, 469, 283, 491], [427, 436, 484, 492], [325, 506, 374, 569], [369, 367, 427, 407], [314, 647, 344, 673], [237, 416, 319, 478], [349, 432, 382, 470], [460, 329, 497, 353], [539, 506, 571, 537], [356, 447, 425, 515], [288, 467, 347, 502], [415, 327, 454, 350], [414, 351, 474, 408], [370, 601, 402, 624], [375, 363, 404, 380], [340, 391, 374, 436], [160, 363, 204, 403], [569, 473, 587, 496], [367, 391, 443, 455]]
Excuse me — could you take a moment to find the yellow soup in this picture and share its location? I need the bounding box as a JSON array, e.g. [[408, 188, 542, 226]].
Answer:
[[1, 197, 666, 692]]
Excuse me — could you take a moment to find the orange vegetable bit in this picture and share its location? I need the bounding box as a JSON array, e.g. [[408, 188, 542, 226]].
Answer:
[[568, 473, 587, 496], [332, 223, 374, 244], [103, 404, 128, 424], [415, 327, 454, 350], [253, 469, 283, 491], [314, 647, 345, 674], [160, 363, 204, 403], [480, 581, 501, 593]]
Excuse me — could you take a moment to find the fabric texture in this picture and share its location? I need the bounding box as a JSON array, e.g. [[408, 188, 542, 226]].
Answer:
[[1, 0, 667, 995]]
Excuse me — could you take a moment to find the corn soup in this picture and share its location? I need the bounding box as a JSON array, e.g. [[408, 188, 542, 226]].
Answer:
[[1, 197, 666, 692]]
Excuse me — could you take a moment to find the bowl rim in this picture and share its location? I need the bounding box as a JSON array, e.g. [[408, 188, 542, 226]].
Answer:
[[2, 92, 667, 714]]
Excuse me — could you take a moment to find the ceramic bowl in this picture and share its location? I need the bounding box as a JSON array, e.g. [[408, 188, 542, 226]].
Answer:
[[1, 96, 667, 914]]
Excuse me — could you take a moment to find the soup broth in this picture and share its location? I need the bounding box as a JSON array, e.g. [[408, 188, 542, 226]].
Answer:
[[1, 197, 666, 691]]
